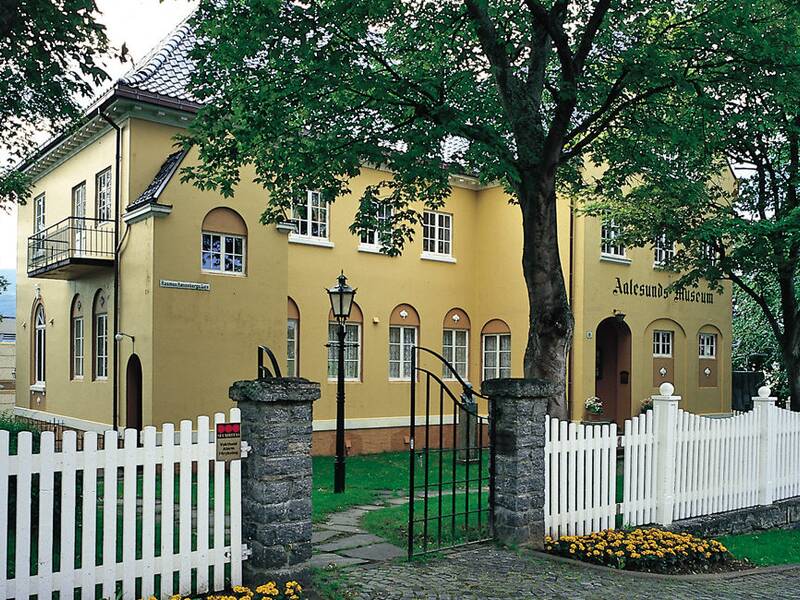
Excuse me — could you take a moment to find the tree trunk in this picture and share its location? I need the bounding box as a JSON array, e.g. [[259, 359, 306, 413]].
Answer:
[[788, 354, 800, 412], [519, 173, 574, 419]]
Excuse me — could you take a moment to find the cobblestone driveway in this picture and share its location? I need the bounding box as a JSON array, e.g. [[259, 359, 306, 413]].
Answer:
[[338, 545, 800, 599]]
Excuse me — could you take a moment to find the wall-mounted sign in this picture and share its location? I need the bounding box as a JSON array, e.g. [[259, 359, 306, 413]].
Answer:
[[612, 277, 714, 305], [216, 422, 242, 462], [159, 279, 210, 291]]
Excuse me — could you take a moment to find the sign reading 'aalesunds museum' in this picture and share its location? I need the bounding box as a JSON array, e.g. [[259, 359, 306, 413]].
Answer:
[[612, 277, 714, 304]]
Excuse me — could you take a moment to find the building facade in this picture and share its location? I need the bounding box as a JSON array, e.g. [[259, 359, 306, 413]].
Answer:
[[14, 18, 732, 452]]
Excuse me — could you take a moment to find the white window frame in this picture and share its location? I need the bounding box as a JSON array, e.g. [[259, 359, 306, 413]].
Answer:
[[699, 333, 717, 359], [34, 305, 46, 387], [653, 234, 675, 267], [72, 316, 84, 379], [96, 168, 112, 222], [95, 313, 108, 379], [327, 322, 361, 381], [601, 219, 626, 259], [422, 211, 453, 260], [442, 328, 468, 380], [34, 194, 45, 234], [201, 231, 246, 275], [389, 325, 417, 381], [287, 318, 299, 377], [290, 190, 330, 244], [482, 333, 511, 381], [359, 203, 392, 252], [653, 330, 673, 358]]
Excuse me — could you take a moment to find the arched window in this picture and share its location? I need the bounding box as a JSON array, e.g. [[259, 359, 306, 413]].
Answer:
[[389, 304, 419, 380], [287, 297, 300, 377], [33, 303, 46, 387], [481, 319, 511, 381], [328, 302, 363, 381], [71, 294, 84, 379], [201, 207, 247, 275], [93, 290, 108, 380], [442, 308, 470, 380]]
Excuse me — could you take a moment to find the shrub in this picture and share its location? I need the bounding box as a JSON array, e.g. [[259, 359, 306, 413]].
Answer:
[[164, 581, 304, 600], [545, 528, 730, 573]]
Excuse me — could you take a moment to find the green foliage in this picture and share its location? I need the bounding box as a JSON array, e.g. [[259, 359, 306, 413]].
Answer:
[[0, 0, 125, 205]]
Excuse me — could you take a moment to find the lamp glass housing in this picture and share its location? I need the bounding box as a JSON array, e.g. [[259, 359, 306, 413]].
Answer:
[[328, 272, 356, 320]]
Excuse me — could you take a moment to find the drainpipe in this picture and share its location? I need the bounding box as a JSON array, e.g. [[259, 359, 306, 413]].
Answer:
[[567, 203, 575, 416], [99, 109, 121, 431]]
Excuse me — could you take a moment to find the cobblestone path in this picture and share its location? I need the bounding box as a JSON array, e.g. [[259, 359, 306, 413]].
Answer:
[[338, 545, 800, 599]]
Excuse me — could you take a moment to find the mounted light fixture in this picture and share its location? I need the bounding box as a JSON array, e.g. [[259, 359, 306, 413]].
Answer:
[[659, 367, 668, 376], [613, 309, 626, 323]]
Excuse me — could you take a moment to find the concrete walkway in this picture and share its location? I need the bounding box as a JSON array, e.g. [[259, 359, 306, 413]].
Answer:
[[309, 493, 406, 568]]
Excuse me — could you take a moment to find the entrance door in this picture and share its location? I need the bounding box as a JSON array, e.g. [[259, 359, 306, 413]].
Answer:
[[595, 317, 632, 426], [126, 354, 143, 430]]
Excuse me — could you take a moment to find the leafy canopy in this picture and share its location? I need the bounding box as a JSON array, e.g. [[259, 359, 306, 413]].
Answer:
[[0, 0, 123, 205], [181, 0, 725, 252]]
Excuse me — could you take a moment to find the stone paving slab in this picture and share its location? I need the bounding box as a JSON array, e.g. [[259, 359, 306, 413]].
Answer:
[[316, 534, 385, 552], [338, 545, 800, 600], [311, 529, 341, 544], [327, 510, 367, 526], [306, 553, 368, 569], [339, 542, 406, 561], [316, 523, 366, 534]]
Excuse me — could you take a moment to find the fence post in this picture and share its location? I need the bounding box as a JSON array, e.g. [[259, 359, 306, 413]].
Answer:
[[754, 385, 778, 506], [229, 377, 320, 583], [653, 382, 679, 526], [481, 378, 553, 548]]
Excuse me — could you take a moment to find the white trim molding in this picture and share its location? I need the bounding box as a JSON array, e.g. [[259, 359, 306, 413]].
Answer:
[[313, 414, 457, 431], [288, 234, 335, 248], [14, 406, 110, 432], [123, 202, 173, 224], [600, 253, 632, 265], [421, 251, 457, 264]]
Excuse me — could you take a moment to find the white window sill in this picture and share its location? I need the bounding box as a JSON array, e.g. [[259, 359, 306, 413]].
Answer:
[[600, 254, 631, 265], [389, 378, 412, 383], [358, 243, 387, 255], [30, 383, 46, 393], [421, 252, 456, 264], [327, 378, 362, 383], [96, 376, 109, 381], [201, 269, 246, 277], [653, 355, 673, 359], [289, 234, 334, 248]]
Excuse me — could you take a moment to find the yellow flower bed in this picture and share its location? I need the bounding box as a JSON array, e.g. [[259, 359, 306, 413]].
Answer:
[[154, 580, 304, 600], [545, 529, 730, 573]]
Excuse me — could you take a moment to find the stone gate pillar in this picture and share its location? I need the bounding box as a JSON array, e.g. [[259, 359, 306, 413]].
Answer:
[[481, 378, 553, 549], [229, 377, 319, 582]]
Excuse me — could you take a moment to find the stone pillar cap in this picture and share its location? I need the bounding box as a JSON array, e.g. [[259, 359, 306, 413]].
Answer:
[[229, 377, 320, 403], [481, 377, 555, 399]]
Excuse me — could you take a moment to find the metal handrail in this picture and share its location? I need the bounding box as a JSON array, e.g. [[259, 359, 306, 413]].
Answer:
[[413, 345, 491, 401], [27, 216, 115, 273], [257, 345, 283, 379]]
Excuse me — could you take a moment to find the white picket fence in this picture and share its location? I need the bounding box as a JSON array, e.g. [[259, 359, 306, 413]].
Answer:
[[545, 385, 800, 538], [0, 409, 244, 600]]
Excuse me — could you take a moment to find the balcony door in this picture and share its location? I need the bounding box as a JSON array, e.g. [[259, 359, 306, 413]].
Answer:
[[72, 183, 86, 255]]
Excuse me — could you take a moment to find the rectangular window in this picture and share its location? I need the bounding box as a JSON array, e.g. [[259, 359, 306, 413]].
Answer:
[[442, 329, 468, 380], [34, 194, 45, 233], [96, 168, 112, 221], [699, 333, 717, 359], [96, 313, 108, 379], [73, 316, 84, 378], [601, 219, 625, 257], [653, 330, 673, 358], [389, 325, 416, 380], [291, 190, 328, 239], [72, 182, 87, 251], [654, 234, 674, 266], [327, 322, 361, 380], [201, 232, 245, 274], [287, 318, 299, 377], [422, 211, 452, 256], [482, 333, 511, 381], [360, 204, 392, 248]]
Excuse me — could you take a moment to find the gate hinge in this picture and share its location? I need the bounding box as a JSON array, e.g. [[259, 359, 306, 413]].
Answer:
[[241, 441, 252, 458], [242, 544, 252, 560]]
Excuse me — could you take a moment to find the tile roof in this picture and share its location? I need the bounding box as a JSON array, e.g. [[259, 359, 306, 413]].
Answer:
[[118, 11, 199, 104], [130, 149, 188, 207]]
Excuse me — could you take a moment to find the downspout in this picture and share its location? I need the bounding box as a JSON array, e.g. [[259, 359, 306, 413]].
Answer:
[[99, 109, 121, 431], [567, 203, 575, 417]]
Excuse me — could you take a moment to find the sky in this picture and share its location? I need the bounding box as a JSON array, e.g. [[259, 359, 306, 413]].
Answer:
[[0, 0, 197, 270]]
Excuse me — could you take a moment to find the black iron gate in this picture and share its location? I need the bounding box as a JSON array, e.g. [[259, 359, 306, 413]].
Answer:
[[407, 346, 495, 558]]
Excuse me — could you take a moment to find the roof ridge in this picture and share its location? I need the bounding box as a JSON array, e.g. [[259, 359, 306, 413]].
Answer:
[[119, 7, 197, 88]]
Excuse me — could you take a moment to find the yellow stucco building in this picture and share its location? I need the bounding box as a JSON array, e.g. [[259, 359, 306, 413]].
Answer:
[[14, 19, 732, 452]]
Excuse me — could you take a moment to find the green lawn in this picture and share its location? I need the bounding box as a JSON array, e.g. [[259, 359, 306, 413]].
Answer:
[[311, 450, 489, 522], [718, 528, 800, 566]]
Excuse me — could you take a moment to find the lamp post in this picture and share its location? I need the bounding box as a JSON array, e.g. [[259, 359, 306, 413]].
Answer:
[[327, 271, 356, 493]]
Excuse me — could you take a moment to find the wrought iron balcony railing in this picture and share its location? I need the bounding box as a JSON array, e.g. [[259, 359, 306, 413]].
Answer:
[[27, 216, 115, 279]]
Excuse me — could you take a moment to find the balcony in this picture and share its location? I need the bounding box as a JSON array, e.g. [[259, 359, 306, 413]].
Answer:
[[27, 217, 115, 279]]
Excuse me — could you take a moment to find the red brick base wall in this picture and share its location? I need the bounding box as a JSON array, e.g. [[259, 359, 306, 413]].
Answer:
[[312, 424, 458, 456]]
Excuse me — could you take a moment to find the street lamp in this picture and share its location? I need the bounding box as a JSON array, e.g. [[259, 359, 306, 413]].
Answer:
[[327, 271, 356, 493]]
